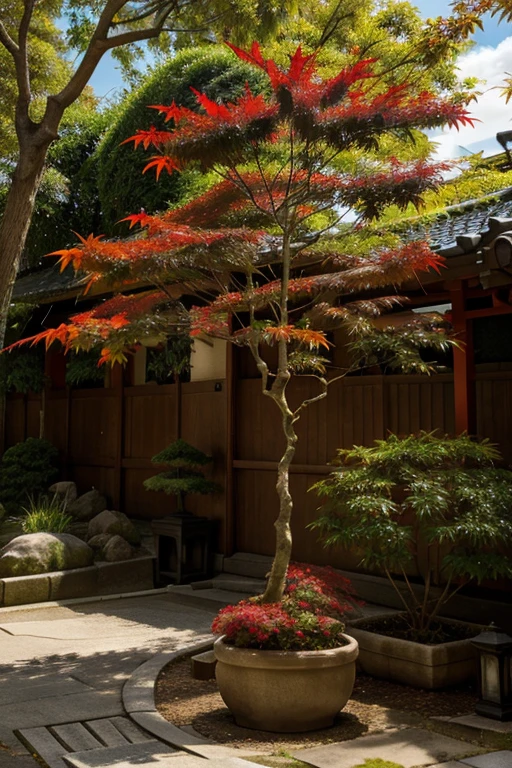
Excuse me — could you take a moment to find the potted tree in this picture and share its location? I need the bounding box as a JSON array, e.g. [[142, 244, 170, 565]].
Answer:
[[312, 431, 512, 688], [8, 41, 474, 728]]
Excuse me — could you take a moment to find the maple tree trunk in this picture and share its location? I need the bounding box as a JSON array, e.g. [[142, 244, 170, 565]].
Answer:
[[261, 382, 297, 603], [261, 225, 296, 604]]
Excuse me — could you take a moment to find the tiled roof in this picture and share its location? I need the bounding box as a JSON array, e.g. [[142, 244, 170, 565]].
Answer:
[[394, 187, 512, 255], [14, 187, 512, 302], [12, 265, 88, 302]]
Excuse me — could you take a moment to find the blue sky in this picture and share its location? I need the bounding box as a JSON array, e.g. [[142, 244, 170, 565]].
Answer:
[[86, 2, 512, 160]]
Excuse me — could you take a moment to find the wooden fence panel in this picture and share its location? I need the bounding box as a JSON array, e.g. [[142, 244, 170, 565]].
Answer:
[[124, 384, 177, 459], [68, 390, 118, 463], [5, 395, 27, 447], [384, 375, 455, 436], [5, 370, 512, 560]]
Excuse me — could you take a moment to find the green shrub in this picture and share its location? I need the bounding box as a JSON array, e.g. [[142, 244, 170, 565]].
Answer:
[[21, 496, 73, 534], [65, 349, 105, 387], [94, 46, 268, 233], [312, 432, 512, 639], [0, 438, 59, 514]]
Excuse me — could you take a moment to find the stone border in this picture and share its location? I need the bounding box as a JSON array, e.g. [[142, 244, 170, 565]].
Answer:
[[122, 639, 260, 764], [0, 555, 155, 607]]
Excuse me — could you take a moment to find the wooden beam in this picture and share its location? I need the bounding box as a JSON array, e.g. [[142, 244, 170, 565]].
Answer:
[[450, 281, 476, 435]]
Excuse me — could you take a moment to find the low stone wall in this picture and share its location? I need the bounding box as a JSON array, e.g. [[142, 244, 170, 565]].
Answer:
[[0, 555, 155, 606]]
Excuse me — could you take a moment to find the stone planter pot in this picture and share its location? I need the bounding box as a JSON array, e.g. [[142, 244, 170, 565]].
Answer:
[[346, 616, 480, 689], [213, 634, 359, 733]]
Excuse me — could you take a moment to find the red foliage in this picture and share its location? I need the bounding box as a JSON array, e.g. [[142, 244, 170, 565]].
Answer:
[[211, 562, 356, 650]]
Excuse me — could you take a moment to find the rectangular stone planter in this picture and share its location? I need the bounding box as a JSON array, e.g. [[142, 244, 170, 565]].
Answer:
[[0, 555, 155, 607], [346, 616, 481, 689]]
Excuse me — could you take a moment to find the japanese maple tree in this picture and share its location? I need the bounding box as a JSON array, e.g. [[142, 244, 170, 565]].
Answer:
[[9, 42, 475, 603]]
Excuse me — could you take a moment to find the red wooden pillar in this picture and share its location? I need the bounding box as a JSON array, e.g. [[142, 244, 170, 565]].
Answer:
[[450, 281, 476, 435], [111, 363, 124, 510]]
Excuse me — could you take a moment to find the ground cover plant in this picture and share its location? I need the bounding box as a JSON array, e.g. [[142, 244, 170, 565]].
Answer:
[[21, 495, 72, 534], [212, 563, 357, 650], [312, 432, 512, 640], [9, 40, 475, 609]]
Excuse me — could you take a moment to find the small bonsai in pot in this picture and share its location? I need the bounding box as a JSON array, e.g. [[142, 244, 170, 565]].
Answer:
[[211, 563, 359, 731], [311, 432, 512, 687], [143, 438, 221, 515]]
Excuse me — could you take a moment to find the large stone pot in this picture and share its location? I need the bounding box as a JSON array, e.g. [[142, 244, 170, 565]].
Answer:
[[346, 616, 480, 689], [213, 634, 359, 732]]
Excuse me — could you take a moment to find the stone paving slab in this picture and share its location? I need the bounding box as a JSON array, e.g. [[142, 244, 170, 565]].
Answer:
[[436, 714, 512, 734], [51, 724, 104, 752], [84, 719, 131, 746], [461, 752, 512, 768], [19, 716, 158, 768], [428, 763, 467, 768], [18, 726, 70, 768], [292, 727, 482, 768], [63, 740, 178, 768], [0, 678, 91, 706]]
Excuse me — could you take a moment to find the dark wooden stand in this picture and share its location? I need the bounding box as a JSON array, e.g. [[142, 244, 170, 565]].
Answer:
[[152, 515, 215, 585]]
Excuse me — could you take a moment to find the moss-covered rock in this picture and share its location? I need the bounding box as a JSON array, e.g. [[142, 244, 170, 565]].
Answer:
[[0, 533, 94, 576]]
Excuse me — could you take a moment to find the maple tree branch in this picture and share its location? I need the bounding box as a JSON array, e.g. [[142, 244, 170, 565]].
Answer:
[[292, 376, 328, 420], [316, 0, 354, 49]]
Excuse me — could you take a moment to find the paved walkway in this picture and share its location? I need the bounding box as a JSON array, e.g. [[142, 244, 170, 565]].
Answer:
[[0, 592, 215, 767], [1, 589, 510, 768]]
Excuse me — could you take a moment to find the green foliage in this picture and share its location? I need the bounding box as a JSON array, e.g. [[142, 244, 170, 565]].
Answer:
[[144, 438, 221, 512], [146, 335, 191, 383], [21, 495, 73, 534], [94, 47, 268, 233], [0, 346, 45, 394], [312, 432, 512, 637], [0, 303, 45, 393], [65, 349, 105, 387], [0, 438, 59, 515], [0, 0, 70, 159]]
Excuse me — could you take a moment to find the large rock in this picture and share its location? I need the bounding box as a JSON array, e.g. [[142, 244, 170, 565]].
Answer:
[[68, 490, 107, 521], [0, 533, 94, 577], [103, 535, 133, 562], [87, 510, 141, 545], [88, 533, 114, 559], [49, 481, 78, 507]]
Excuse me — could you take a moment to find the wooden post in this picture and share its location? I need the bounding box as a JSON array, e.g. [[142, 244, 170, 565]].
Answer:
[[450, 281, 476, 435], [112, 363, 124, 509], [224, 341, 235, 556]]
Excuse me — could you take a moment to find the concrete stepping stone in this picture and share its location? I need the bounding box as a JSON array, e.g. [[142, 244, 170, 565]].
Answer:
[[51, 724, 104, 752], [18, 717, 154, 768], [461, 752, 512, 768], [291, 727, 483, 768]]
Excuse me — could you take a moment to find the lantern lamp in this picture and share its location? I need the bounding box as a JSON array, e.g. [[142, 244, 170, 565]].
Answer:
[[471, 623, 512, 721]]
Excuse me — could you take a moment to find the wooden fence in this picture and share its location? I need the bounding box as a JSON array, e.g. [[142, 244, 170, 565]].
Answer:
[[5, 367, 512, 562]]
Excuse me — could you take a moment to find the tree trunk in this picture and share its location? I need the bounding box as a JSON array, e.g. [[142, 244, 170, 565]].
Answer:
[[0, 141, 50, 338], [261, 399, 298, 603]]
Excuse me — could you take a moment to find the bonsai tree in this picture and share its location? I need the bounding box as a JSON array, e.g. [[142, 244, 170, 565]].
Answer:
[[144, 438, 220, 515], [8, 42, 474, 604], [312, 432, 512, 639]]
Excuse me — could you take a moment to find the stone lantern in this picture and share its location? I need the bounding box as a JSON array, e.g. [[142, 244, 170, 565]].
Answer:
[[471, 623, 512, 721]]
